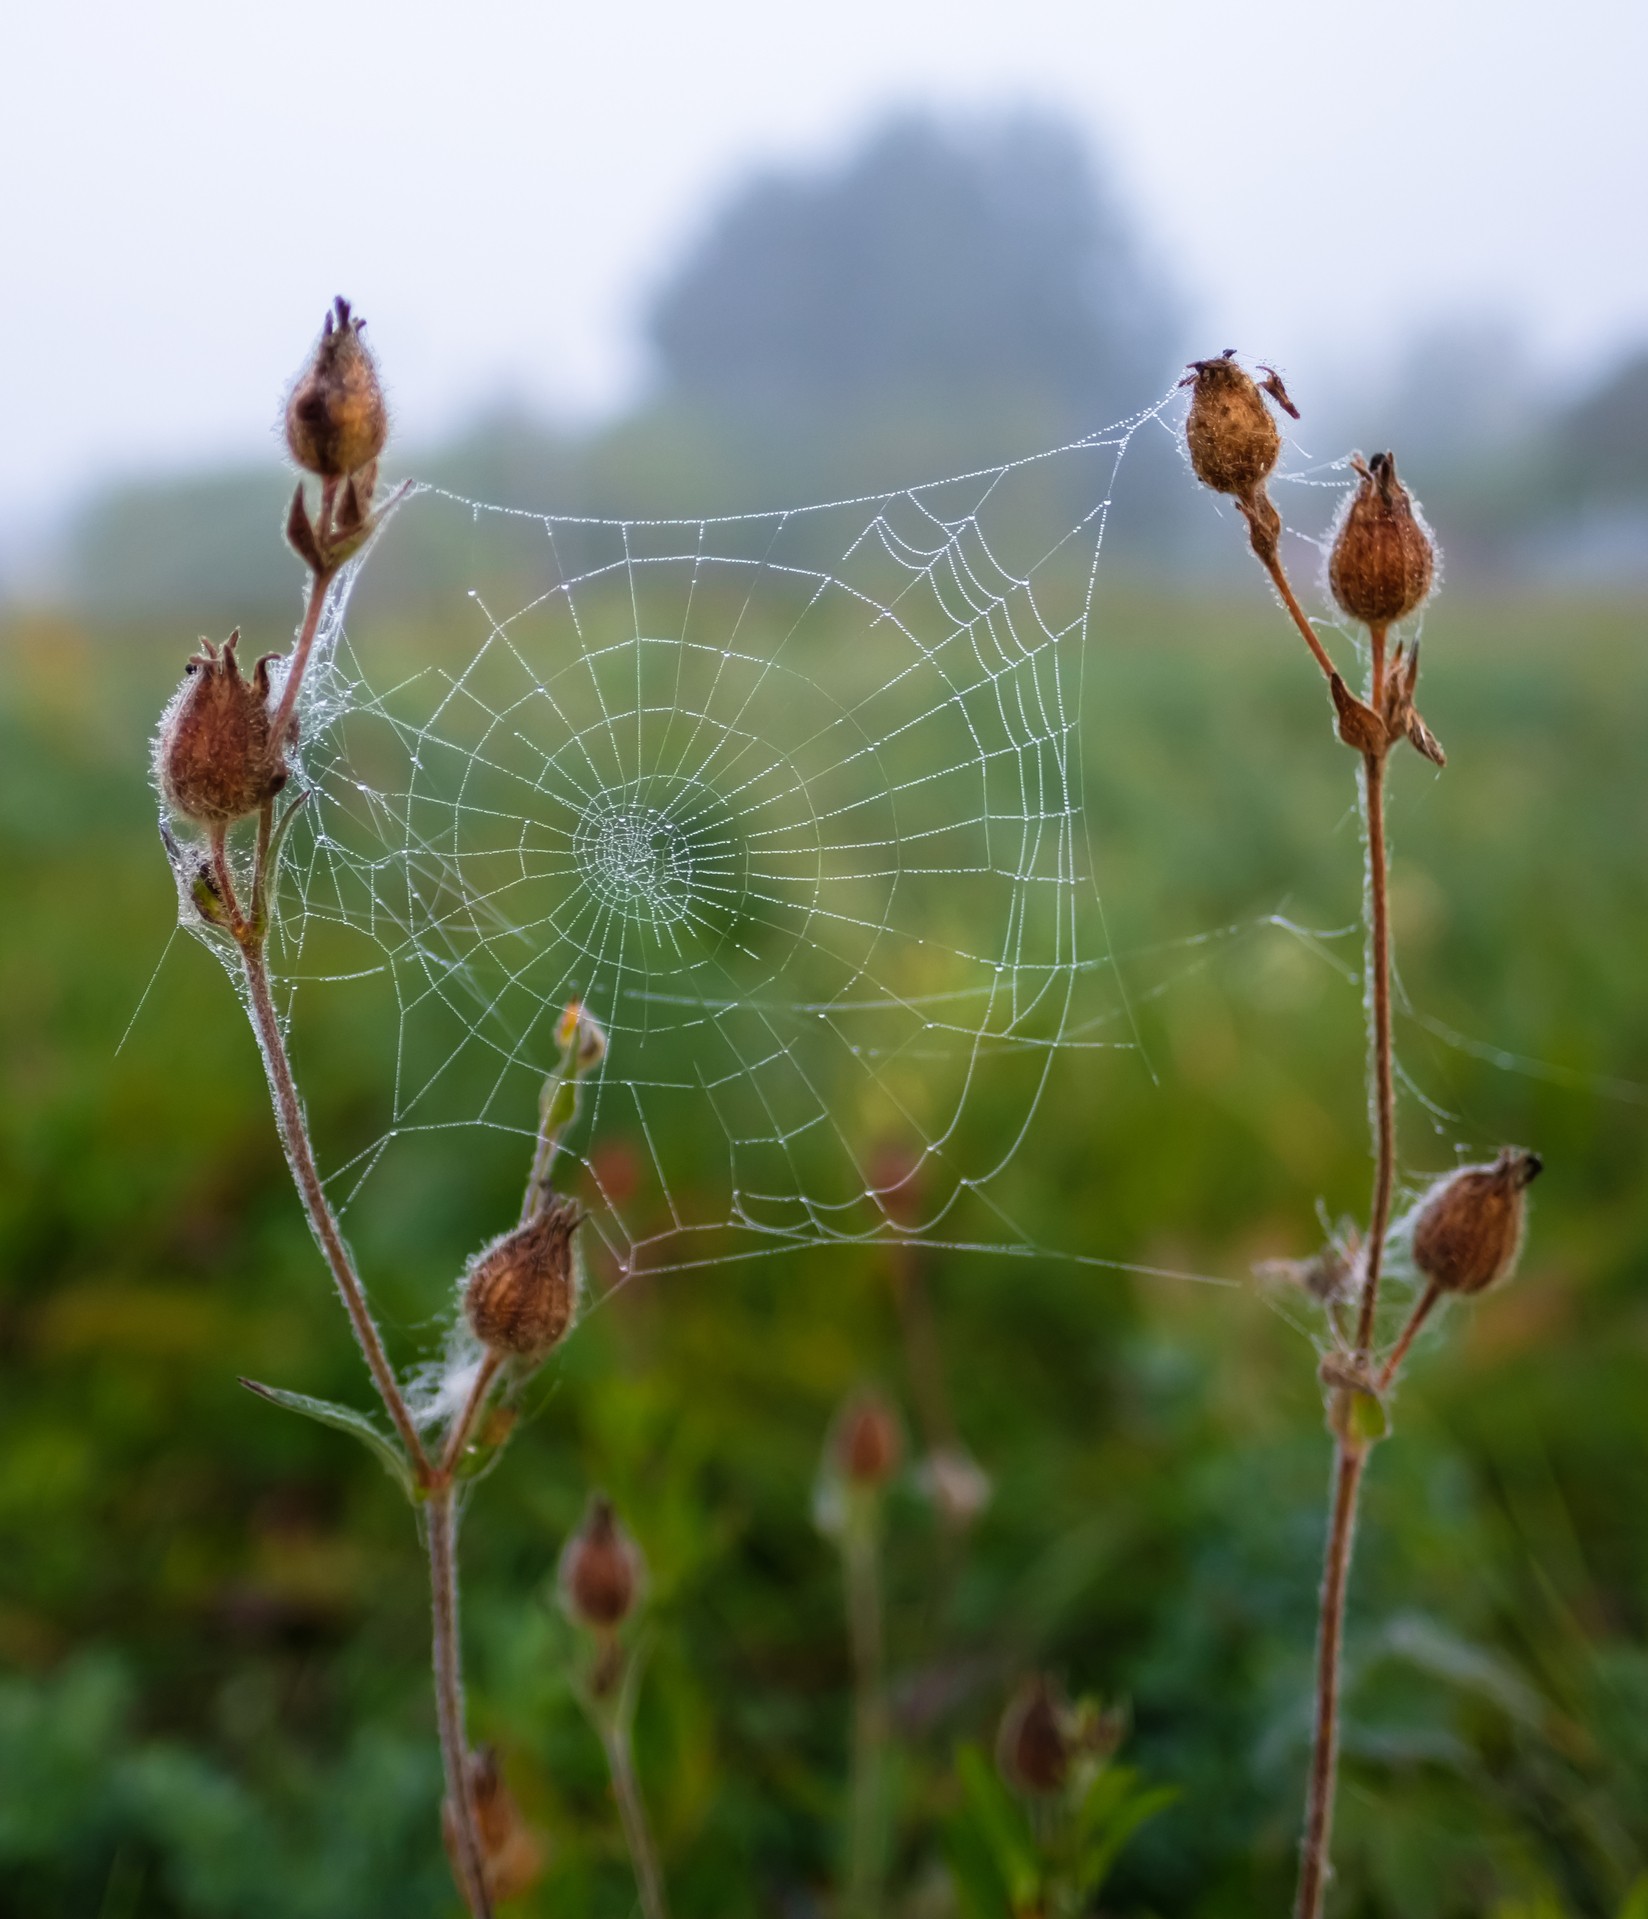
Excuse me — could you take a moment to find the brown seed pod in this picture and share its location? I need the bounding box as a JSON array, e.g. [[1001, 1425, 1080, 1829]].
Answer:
[[1183, 350, 1283, 502], [156, 630, 292, 827], [284, 296, 388, 479], [1411, 1148, 1542, 1296], [464, 1196, 582, 1360], [442, 1746, 547, 1905], [1328, 451, 1436, 627], [559, 1494, 643, 1632], [997, 1675, 1070, 1796], [835, 1391, 903, 1490]]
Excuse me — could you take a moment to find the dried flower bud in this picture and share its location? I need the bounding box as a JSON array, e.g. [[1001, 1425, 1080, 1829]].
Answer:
[[834, 1391, 903, 1490], [997, 1675, 1070, 1795], [442, 1746, 546, 1905], [557, 998, 608, 1072], [464, 1196, 582, 1360], [559, 1494, 644, 1631], [1411, 1148, 1542, 1296], [156, 630, 293, 827], [1182, 350, 1284, 502], [285, 297, 387, 479], [1328, 452, 1436, 627]]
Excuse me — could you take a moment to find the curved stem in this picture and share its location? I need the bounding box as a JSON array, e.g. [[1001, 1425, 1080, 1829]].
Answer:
[[1377, 1282, 1442, 1393], [1257, 551, 1337, 682], [441, 1351, 504, 1477], [1295, 1441, 1367, 1919], [236, 937, 429, 1474], [1354, 746, 1396, 1362], [428, 1488, 494, 1919], [269, 562, 337, 748], [600, 1717, 671, 1919]]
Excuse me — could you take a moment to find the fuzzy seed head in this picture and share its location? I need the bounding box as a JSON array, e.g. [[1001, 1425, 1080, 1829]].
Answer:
[[463, 1197, 582, 1361], [997, 1675, 1069, 1796], [285, 297, 388, 479], [1411, 1148, 1542, 1296], [1329, 451, 1436, 627], [156, 630, 293, 827], [835, 1391, 903, 1490], [1183, 350, 1283, 501], [559, 1494, 643, 1631]]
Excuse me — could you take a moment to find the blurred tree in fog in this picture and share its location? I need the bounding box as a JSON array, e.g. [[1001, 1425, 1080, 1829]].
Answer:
[[642, 111, 1182, 489]]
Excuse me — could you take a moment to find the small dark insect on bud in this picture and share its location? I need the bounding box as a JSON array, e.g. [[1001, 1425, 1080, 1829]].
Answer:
[[156, 630, 293, 827], [835, 1391, 903, 1490], [559, 1494, 644, 1632], [1411, 1149, 1543, 1296], [997, 1675, 1070, 1796], [285, 296, 388, 480], [442, 1746, 546, 1905], [1182, 350, 1284, 502], [463, 1196, 583, 1361], [1328, 452, 1437, 627]]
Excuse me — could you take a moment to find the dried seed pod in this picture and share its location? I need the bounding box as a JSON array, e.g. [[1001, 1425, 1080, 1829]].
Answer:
[[997, 1675, 1070, 1796], [284, 296, 387, 479], [156, 630, 292, 826], [442, 1746, 546, 1905], [1411, 1149, 1543, 1296], [464, 1196, 582, 1361], [1183, 350, 1283, 502], [834, 1391, 903, 1490], [559, 1494, 643, 1631], [1328, 452, 1436, 627]]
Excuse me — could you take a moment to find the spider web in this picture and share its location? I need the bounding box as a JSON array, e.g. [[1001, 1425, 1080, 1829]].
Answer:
[[243, 401, 1194, 1294]]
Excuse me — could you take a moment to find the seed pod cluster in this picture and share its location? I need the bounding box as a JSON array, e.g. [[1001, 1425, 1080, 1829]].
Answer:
[[156, 629, 293, 827], [285, 297, 388, 481], [1411, 1148, 1542, 1295], [559, 1494, 643, 1632], [463, 1196, 583, 1361], [1329, 452, 1436, 627]]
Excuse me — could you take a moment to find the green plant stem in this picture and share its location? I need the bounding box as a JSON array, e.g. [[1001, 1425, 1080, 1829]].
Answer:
[[428, 1488, 494, 1919], [1295, 1440, 1367, 1919], [599, 1715, 671, 1919], [844, 1513, 888, 1919]]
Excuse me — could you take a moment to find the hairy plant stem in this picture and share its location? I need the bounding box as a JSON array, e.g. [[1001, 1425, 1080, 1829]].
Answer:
[[213, 843, 496, 1913], [1257, 548, 1338, 683], [1377, 1281, 1442, 1393], [269, 560, 336, 749], [843, 1512, 889, 1919], [1295, 623, 1400, 1919], [428, 1488, 494, 1919], [599, 1713, 671, 1919], [1294, 1440, 1367, 1919]]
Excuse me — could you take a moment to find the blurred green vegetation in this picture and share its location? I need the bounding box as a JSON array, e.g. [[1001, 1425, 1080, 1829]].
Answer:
[[2, 584, 1646, 1918]]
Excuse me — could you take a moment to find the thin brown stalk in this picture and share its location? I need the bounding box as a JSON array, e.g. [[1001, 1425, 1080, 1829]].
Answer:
[[235, 933, 429, 1474], [1377, 1281, 1442, 1394], [1354, 740, 1396, 1361], [268, 562, 337, 749], [441, 1351, 505, 1476], [428, 1488, 494, 1919], [600, 1717, 671, 1919], [1257, 550, 1337, 682], [1295, 1441, 1367, 1919]]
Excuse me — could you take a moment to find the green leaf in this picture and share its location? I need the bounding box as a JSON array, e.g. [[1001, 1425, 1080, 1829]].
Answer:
[[955, 1744, 1039, 1911], [1619, 1876, 1648, 1919], [239, 1378, 415, 1499], [1076, 1780, 1177, 1896]]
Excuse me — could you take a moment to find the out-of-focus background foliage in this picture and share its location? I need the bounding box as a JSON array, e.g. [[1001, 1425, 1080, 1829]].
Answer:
[[4, 82, 1648, 1919]]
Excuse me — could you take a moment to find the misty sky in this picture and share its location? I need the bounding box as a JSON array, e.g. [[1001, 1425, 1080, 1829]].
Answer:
[[5, 0, 1645, 524]]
